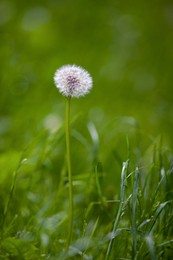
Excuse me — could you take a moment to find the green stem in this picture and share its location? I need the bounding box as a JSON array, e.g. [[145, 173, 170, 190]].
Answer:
[[66, 97, 73, 249]]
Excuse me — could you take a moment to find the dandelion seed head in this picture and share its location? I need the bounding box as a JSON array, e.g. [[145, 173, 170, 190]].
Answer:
[[54, 65, 93, 98]]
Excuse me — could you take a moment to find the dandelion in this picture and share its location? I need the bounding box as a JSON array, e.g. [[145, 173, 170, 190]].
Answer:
[[54, 64, 93, 98], [53, 65, 93, 250]]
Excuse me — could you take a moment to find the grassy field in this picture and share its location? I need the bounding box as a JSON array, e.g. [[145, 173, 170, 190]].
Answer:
[[0, 0, 173, 259]]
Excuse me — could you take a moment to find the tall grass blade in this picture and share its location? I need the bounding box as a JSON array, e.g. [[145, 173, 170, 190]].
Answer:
[[105, 160, 129, 260], [82, 216, 99, 257], [95, 163, 103, 204], [88, 122, 99, 160], [151, 167, 165, 205], [148, 200, 173, 233], [2, 156, 25, 233], [132, 167, 139, 260], [145, 235, 157, 260], [3, 171, 17, 220]]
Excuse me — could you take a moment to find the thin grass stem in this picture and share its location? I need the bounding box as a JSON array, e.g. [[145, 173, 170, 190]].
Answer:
[[132, 167, 139, 260], [2, 170, 18, 233], [82, 216, 99, 257], [105, 160, 129, 260], [95, 164, 103, 204], [2, 156, 24, 234]]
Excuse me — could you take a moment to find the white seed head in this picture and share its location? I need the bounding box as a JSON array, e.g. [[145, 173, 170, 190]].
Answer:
[[54, 65, 93, 98]]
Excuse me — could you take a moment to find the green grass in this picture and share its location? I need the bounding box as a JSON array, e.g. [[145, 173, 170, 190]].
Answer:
[[1, 1, 173, 259], [0, 117, 173, 259]]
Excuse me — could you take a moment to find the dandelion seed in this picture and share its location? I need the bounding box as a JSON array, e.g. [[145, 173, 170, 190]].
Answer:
[[54, 64, 93, 98]]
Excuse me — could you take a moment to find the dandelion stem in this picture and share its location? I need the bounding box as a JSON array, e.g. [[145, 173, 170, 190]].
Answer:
[[66, 97, 73, 249]]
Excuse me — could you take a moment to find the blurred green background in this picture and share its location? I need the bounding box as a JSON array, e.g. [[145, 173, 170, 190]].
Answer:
[[1, 0, 173, 155]]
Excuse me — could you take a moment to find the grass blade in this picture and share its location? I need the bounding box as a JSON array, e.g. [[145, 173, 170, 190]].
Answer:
[[132, 167, 139, 260], [145, 235, 157, 260], [82, 216, 99, 256], [105, 160, 129, 260], [148, 200, 173, 233]]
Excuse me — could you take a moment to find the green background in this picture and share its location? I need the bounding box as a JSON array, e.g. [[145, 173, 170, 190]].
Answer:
[[1, 0, 173, 153], [0, 1, 173, 258]]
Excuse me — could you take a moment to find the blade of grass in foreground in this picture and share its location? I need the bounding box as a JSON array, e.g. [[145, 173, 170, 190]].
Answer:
[[82, 216, 99, 257], [137, 200, 173, 258], [105, 160, 129, 260], [145, 235, 157, 260], [2, 156, 25, 234], [148, 200, 173, 233], [132, 167, 139, 260]]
